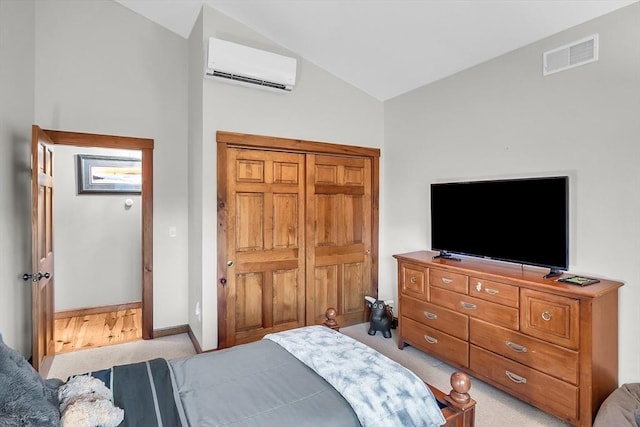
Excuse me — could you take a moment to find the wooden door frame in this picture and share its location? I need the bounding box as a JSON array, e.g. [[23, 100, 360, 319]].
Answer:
[[216, 131, 380, 347], [42, 129, 154, 340]]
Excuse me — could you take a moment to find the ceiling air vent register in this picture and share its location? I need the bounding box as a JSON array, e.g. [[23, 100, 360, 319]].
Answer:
[[543, 34, 599, 76]]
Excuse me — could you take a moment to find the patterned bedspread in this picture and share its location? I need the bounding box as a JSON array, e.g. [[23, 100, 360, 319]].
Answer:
[[265, 326, 446, 427]]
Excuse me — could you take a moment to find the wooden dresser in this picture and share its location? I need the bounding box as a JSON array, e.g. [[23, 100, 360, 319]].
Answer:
[[394, 250, 623, 427]]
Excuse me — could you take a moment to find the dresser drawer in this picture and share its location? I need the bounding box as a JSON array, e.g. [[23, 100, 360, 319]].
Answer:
[[429, 268, 468, 294], [520, 289, 579, 349], [431, 287, 519, 330], [469, 277, 518, 308], [400, 262, 428, 300], [402, 317, 468, 368], [469, 318, 578, 384], [470, 346, 578, 423], [401, 297, 468, 340]]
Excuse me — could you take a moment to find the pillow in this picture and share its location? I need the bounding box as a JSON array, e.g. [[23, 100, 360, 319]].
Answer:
[[0, 334, 61, 427], [594, 383, 640, 427]]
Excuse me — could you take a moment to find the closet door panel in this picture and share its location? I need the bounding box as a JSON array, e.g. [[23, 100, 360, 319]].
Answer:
[[273, 194, 299, 248], [235, 193, 264, 251], [311, 265, 339, 322], [272, 268, 300, 325], [315, 195, 337, 245], [306, 155, 372, 327], [343, 262, 365, 314], [235, 272, 264, 332], [226, 149, 305, 346]]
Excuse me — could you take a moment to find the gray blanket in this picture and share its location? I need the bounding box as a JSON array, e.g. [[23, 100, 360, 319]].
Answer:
[[0, 334, 62, 427], [169, 339, 360, 426]]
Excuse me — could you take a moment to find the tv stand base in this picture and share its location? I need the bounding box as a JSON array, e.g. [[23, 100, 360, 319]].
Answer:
[[543, 268, 564, 279], [433, 251, 462, 262]]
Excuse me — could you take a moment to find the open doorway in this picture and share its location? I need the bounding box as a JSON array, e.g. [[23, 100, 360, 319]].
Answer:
[[40, 129, 154, 352], [53, 146, 143, 352]]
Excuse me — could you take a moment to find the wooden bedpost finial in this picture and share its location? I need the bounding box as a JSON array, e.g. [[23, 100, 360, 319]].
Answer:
[[323, 307, 339, 330], [448, 371, 471, 405]]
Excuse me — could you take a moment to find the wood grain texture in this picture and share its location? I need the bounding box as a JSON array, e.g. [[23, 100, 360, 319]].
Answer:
[[395, 250, 623, 427], [55, 302, 141, 319], [217, 132, 380, 349], [217, 131, 380, 158], [306, 154, 372, 327], [54, 308, 142, 353], [225, 149, 306, 346], [43, 129, 153, 150]]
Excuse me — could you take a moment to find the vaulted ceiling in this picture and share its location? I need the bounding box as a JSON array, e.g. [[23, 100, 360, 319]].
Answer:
[[115, 0, 638, 100]]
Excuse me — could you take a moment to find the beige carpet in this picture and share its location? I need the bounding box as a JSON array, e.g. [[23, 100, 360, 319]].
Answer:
[[47, 333, 197, 380], [47, 324, 570, 426]]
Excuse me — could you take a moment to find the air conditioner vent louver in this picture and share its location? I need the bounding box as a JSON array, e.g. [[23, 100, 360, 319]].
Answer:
[[206, 38, 296, 92], [209, 70, 289, 91], [543, 34, 599, 76]]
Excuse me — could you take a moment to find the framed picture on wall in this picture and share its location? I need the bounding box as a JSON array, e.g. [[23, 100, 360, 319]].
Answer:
[[76, 154, 142, 194]]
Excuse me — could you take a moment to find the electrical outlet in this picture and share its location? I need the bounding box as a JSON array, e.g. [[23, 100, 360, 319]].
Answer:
[[195, 301, 201, 322]]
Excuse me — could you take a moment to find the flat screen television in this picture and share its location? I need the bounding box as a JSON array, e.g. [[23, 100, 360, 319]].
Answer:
[[430, 176, 568, 277]]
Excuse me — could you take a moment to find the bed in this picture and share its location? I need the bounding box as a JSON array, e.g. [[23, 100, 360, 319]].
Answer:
[[0, 318, 476, 427]]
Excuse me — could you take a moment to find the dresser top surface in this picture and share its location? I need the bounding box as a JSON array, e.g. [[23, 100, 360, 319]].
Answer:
[[394, 250, 623, 298]]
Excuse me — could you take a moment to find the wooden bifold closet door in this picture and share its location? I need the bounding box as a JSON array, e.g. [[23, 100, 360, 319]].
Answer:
[[225, 148, 306, 346], [305, 154, 372, 327], [217, 132, 379, 349]]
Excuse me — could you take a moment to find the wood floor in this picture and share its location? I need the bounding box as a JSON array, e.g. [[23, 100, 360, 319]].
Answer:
[[54, 308, 142, 354]]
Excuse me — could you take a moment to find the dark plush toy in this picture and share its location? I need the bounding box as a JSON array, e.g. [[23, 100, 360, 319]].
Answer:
[[365, 296, 393, 338]]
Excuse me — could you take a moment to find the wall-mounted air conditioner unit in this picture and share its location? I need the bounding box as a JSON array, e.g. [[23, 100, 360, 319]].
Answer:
[[206, 37, 297, 92]]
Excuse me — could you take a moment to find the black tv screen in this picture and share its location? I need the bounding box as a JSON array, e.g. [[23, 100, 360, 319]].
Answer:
[[430, 176, 568, 272]]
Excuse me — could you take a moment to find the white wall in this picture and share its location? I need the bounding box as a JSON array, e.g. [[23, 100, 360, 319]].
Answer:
[[383, 3, 640, 384], [0, 0, 35, 355], [33, 0, 189, 329], [187, 8, 205, 345], [187, 6, 385, 349], [53, 146, 141, 310]]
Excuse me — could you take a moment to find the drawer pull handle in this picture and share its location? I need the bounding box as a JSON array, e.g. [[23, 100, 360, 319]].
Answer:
[[506, 341, 528, 353], [485, 288, 499, 295], [506, 371, 527, 384], [541, 311, 552, 321], [441, 277, 453, 284], [423, 311, 438, 320], [423, 335, 438, 344], [460, 301, 477, 310], [410, 276, 417, 284]]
